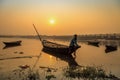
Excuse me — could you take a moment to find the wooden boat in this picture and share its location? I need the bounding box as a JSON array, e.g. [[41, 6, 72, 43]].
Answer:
[[3, 40, 22, 46], [105, 45, 117, 53], [33, 24, 80, 55], [106, 45, 117, 50], [42, 40, 80, 55], [88, 41, 99, 45], [87, 41, 100, 47]]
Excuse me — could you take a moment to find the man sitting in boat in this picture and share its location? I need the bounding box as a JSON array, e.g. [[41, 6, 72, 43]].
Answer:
[[69, 34, 79, 56]]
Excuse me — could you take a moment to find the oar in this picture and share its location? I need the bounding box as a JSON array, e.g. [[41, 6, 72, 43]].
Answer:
[[33, 24, 42, 42]]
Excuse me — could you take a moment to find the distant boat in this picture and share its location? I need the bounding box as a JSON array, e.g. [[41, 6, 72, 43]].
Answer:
[[3, 40, 22, 46], [42, 40, 80, 55], [105, 45, 117, 53], [87, 41, 100, 47]]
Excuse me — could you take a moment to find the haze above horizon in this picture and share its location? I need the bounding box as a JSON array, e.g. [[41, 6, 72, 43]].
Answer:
[[0, 0, 120, 35]]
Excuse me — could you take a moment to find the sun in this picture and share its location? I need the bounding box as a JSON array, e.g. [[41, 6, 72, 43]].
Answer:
[[49, 19, 55, 24]]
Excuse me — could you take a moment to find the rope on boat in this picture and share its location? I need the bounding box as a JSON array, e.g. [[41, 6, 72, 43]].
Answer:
[[33, 24, 43, 45]]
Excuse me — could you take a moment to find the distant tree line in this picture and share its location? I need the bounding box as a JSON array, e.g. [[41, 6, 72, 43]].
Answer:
[[0, 33, 120, 40]]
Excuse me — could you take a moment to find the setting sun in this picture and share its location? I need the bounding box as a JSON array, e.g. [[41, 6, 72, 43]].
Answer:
[[49, 19, 55, 24]]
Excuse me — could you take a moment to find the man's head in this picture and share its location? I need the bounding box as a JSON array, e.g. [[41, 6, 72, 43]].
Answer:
[[74, 34, 77, 39], [74, 34, 77, 37]]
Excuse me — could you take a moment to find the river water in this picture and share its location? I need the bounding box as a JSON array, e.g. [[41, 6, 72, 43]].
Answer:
[[0, 37, 120, 79]]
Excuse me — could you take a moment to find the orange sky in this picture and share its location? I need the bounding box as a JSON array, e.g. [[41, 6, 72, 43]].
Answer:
[[0, 0, 120, 35]]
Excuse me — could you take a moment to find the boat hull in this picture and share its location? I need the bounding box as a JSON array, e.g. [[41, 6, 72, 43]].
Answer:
[[43, 46, 80, 55], [42, 40, 80, 55], [88, 41, 99, 47], [3, 40, 22, 46], [105, 45, 117, 53]]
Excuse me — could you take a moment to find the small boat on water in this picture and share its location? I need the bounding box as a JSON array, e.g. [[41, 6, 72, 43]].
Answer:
[[105, 45, 117, 53], [42, 40, 80, 55], [106, 45, 117, 50], [3, 40, 22, 46], [87, 41, 100, 47]]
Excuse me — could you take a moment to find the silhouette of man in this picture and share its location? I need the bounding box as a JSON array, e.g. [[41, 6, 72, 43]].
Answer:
[[69, 34, 79, 56]]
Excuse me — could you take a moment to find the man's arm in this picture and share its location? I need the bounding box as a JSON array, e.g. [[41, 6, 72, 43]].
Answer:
[[74, 39, 79, 46]]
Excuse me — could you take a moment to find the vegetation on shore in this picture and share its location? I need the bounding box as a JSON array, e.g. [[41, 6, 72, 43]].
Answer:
[[0, 65, 119, 80]]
